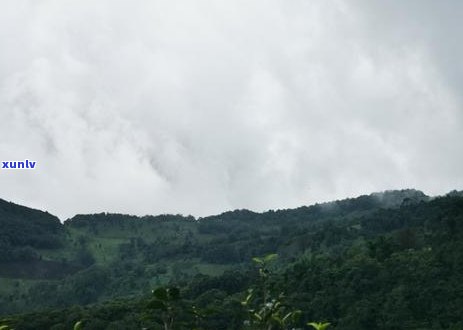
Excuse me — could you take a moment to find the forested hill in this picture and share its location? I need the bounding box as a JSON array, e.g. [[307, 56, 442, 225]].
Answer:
[[1, 189, 463, 329], [0, 198, 62, 259]]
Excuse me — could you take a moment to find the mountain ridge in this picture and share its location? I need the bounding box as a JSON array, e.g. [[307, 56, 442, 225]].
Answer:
[[0, 188, 431, 224], [1, 188, 463, 329]]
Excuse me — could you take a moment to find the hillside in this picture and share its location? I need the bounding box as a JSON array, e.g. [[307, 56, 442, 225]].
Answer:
[[1, 189, 463, 329]]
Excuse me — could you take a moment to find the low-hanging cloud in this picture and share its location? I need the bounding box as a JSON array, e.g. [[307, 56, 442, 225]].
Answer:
[[0, 0, 462, 219]]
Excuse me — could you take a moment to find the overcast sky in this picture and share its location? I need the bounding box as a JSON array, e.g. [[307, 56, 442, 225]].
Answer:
[[0, 0, 462, 220]]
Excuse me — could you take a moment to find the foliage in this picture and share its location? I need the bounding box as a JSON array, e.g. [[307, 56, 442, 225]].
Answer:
[[73, 321, 83, 330], [147, 287, 181, 330], [0, 325, 13, 330], [307, 322, 330, 330], [242, 254, 301, 330], [1, 190, 463, 329]]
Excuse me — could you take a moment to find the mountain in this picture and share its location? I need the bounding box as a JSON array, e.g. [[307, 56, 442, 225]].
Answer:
[[1, 189, 463, 329]]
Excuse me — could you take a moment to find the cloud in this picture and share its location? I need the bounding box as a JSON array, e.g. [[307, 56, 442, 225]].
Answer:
[[0, 0, 462, 219]]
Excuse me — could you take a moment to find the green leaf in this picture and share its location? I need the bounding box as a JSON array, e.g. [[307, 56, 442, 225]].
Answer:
[[73, 321, 83, 330], [271, 315, 283, 325], [308, 322, 331, 330], [252, 257, 264, 264], [242, 289, 254, 306], [263, 253, 278, 263], [282, 312, 292, 323]]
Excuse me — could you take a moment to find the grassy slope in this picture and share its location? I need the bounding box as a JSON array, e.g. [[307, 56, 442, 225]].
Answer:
[[0, 214, 233, 299]]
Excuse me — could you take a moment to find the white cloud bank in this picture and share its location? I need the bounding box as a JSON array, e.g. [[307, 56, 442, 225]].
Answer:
[[0, 0, 462, 219]]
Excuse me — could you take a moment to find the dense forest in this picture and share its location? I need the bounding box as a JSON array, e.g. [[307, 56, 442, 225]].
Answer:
[[1, 189, 463, 329]]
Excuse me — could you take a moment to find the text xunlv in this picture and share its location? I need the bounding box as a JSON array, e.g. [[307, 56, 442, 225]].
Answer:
[[1, 160, 37, 169]]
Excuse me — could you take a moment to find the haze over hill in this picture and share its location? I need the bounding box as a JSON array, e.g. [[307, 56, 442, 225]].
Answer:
[[1, 1, 463, 220]]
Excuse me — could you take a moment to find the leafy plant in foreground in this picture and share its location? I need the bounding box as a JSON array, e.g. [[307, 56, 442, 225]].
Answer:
[[242, 254, 301, 330]]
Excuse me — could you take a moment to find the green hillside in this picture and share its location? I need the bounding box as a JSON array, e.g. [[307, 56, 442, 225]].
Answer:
[[1, 189, 463, 329]]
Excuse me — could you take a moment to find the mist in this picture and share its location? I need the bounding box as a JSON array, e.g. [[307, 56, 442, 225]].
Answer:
[[0, 0, 462, 219]]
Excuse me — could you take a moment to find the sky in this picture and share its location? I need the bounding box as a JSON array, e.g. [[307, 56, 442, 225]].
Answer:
[[0, 0, 462, 220]]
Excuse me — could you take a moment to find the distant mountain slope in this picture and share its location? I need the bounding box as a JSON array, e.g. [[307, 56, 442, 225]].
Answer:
[[1, 190, 463, 329], [0, 189, 445, 316], [0, 198, 63, 260], [0, 189, 429, 274]]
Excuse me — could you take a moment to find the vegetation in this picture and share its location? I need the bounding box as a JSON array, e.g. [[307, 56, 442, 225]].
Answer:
[[1, 189, 463, 329]]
